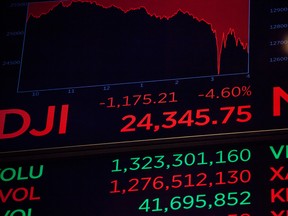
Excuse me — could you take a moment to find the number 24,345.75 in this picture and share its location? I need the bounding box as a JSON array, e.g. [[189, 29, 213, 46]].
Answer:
[[120, 105, 252, 133]]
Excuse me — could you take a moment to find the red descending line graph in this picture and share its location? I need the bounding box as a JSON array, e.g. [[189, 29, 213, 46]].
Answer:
[[27, 0, 249, 75]]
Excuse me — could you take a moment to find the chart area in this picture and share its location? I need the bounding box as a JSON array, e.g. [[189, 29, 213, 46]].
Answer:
[[18, 0, 249, 91], [1, 1, 288, 215], [1, 0, 288, 152]]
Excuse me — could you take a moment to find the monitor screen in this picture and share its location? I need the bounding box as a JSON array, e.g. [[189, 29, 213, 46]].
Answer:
[[0, 0, 288, 215]]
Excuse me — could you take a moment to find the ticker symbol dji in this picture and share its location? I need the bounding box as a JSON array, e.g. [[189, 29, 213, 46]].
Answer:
[[0, 104, 69, 139]]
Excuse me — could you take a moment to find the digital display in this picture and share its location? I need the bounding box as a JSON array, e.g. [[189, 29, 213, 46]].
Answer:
[[0, 0, 287, 152], [0, 1, 288, 215], [1, 140, 288, 215]]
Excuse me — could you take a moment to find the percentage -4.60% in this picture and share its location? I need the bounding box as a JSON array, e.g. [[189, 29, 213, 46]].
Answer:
[[198, 85, 252, 99]]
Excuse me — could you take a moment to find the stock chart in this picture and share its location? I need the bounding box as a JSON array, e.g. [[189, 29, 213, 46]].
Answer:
[[0, 0, 288, 215]]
